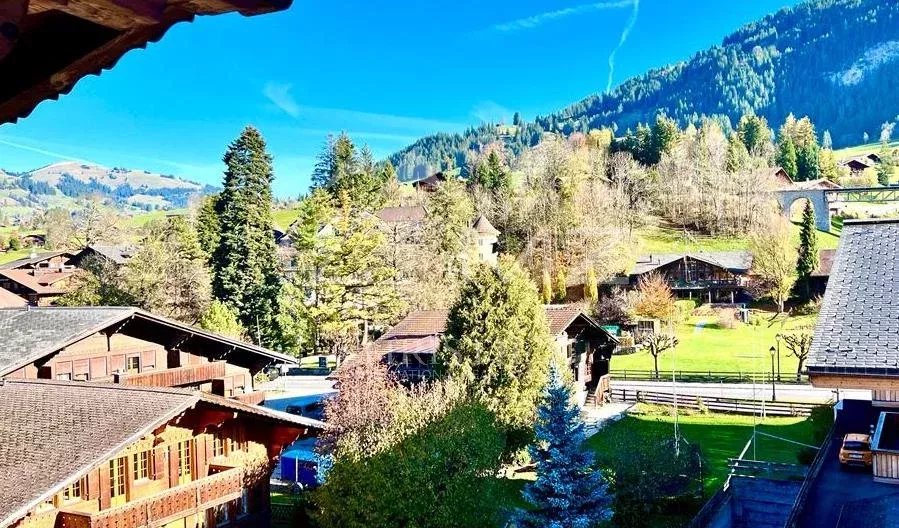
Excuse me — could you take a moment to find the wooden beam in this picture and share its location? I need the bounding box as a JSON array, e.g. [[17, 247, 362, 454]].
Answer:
[[0, 0, 28, 61], [30, 0, 164, 30], [809, 373, 898, 391]]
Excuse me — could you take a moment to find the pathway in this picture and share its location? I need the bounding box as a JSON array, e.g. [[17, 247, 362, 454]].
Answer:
[[582, 402, 633, 437]]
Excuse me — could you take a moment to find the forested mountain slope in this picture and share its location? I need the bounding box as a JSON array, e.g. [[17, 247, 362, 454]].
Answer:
[[389, 0, 899, 180]]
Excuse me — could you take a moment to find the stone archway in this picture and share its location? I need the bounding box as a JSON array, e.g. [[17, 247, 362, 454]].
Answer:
[[775, 189, 831, 231]]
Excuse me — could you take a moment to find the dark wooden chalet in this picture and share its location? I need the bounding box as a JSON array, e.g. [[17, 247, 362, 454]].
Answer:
[[370, 305, 618, 405], [0, 379, 321, 528], [0, 307, 295, 405], [619, 251, 753, 303], [410, 172, 448, 192]]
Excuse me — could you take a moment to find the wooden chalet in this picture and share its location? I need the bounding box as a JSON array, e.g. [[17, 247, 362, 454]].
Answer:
[[841, 157, 873, 174], [68, 245, 136, 268], [410, 172, 448, 192], [0, 250, 76, 272], [0, 307, 296, 405], [371, 305, 618, 405], [0, 379, 321, 528], [0, 268, 78, 306], [0, 0, 291, 125], [807, 219, 899, 484], [615, 251, 753, 303]]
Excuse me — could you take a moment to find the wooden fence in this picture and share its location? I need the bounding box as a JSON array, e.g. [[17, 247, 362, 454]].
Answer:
[[611, 369, 808, 384], [611, 388, 823, 416]]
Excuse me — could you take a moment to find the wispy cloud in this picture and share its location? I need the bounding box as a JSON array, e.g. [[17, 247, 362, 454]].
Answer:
[[0, 135, 216, 175], [0, 137, 94, 165], [471, 101, 513, 125], [490, 0, 633, 33], [263, 82, 301, 118], [263, 81, 466, 136], [606, 0, 640, 93]]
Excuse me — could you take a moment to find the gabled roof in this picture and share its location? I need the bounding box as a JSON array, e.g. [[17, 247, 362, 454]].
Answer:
[[374, 305, 616, 357], [0, 306, 296, 377], [377, 206, 427, 224], [76, 244, 136, 265], [811, 249, 836, 278], [411, 172, 448, 189], [631, 251, 752, 276], [1, 0, 292, 125], [0, 288, 27, 309], [0, 379, 321, 528], [790, 178, 842, 190], [0, 250, 73, 270], [808, 219, 899, 376], [472, 214, 500, 236], [0, 269, 75, 295]]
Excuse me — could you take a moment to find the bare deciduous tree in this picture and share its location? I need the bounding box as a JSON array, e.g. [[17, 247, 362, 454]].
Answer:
[[748, 216, 798, 313], [777, 328, 814, 381], [642, 333, 679, 380]]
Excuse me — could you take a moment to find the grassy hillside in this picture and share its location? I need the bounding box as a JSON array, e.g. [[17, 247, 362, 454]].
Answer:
[[636, 221, 841, 255]]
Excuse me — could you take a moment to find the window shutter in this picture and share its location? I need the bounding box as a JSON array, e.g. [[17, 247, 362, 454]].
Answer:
[[85, 469, 100, 500], [195, 435, 208, 478], [98, 461, 111, 509], [153, 446, 167, 481], [168, 445, 179, 487]]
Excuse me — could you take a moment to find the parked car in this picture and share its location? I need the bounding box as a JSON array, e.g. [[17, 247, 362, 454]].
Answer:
[[839, 433, 873, 467]]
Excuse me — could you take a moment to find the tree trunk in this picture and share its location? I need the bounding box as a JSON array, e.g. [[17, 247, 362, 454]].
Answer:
[[653, 352, 660, 381], [796, 357, 805, 382]]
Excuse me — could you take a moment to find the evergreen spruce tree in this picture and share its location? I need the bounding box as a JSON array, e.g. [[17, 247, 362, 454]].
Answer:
[[796, 143, 820, 181], [777, 136, 799, 180], [796, 200, 819, 298], [439, 258, 552, 441], [725, 134, 751, 173], [211, 126, 282, 347], [554, 267, 567, 303], [518, 364, 611, 528], [541, 269, 553, 305], [584, 267, 598, 306]]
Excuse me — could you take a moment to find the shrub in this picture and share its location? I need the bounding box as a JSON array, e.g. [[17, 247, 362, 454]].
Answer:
[[794, 297, 822, 316], [716, 308, 739, 329], [674, 299, 698, 317]]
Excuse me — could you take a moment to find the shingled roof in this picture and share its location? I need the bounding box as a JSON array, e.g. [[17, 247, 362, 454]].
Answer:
[[0, 379, 322, 528], [631, 251, 753, 276], [1, 0, 292, 125], [0, 306, 296, 377], [0, 251, 73, 270], [808, 219, 899, 376]]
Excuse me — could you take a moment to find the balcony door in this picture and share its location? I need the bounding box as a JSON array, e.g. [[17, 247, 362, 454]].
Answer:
[[177, 440, 193, 485], [109, 457, 127, 507]]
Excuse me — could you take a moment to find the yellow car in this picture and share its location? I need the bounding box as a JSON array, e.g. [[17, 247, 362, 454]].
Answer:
[[839, 433, 873, 467]]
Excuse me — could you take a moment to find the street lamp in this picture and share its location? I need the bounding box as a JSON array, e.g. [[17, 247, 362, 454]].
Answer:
[[775, 334, 782, 382], [769, 346, 777, 401]]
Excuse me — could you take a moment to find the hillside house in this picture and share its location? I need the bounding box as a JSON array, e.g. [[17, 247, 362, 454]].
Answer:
[[68, 244, 136, 268], [841, 157, 874, 174], [0, 379, 320, 528], [0, 307, 295, 404], [472, 214, 500, 265], [410, 172, 448, 192], [372, 305, 617, 404], [612, 251, 753, 303], [0, 251, 77, 272]]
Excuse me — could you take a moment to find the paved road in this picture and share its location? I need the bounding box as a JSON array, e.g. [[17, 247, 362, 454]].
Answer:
[[611, 380, 870, 403]]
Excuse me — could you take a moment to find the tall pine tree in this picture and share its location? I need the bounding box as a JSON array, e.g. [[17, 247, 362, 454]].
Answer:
[[777, 136, 798, 180], [211, 126, 282, 347], [518, 364, 611, 528], [796, 200, 819, 298]]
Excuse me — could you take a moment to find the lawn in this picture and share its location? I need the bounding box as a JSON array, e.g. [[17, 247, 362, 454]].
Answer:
[[273, 208, 302, 230], [0, 248, 32, 265], [611, 311, 818, 376], [585, 405, 829, 497], [636, 221, 840, 255]]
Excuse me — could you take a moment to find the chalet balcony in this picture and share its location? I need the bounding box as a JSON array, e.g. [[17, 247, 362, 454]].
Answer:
[[667, 278, 744, 290], [58, 466, 242, 528], [116, 361, 226, 388]]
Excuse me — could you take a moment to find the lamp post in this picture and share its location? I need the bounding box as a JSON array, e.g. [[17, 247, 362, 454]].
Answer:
[[769, 346, 777, 402], [775, 334, 782, 382]]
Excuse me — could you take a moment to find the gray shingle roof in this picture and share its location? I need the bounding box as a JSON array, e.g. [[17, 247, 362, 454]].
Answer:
[[0, 307, 133, 375], [0, 379, 322, 528], [808, 219, 899, 375], [631, 251, 752, 276], [0, 307, 297, 377], [0, 251, 73, 270]]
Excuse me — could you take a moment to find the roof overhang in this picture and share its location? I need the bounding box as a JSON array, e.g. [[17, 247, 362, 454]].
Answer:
[[0, 0, 292, 125]]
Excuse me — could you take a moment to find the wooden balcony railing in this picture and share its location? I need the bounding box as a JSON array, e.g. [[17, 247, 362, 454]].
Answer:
[[58, 466, 242, 528], [231, 391, 266, 406], [117, 361, 227, 388]]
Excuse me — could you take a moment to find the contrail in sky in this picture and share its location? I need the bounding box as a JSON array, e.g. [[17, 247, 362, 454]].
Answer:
[[606, 0, 640, 94]]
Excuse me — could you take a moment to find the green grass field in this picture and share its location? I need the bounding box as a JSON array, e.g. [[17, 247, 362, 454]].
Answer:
[[273, 208, 302, 230], [636, 221, 840, 255], [586, 405, 828, 497], [612, 312, 817, 376]]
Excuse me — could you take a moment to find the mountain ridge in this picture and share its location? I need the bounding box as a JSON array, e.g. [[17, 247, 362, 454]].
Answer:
[[0, 161, 216, 221], [388, 0, 899, 181]]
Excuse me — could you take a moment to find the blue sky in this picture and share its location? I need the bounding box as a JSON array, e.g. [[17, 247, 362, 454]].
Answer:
[[0, 0, 799, 197]]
